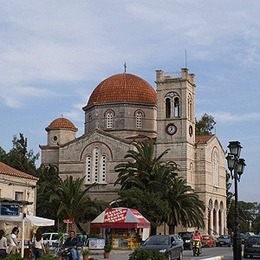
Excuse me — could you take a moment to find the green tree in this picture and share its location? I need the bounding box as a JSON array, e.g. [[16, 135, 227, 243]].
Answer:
[[0, 147, 7, 162], [114, 140, 205, 234], [166, 177, 205, 233], [115, 188, 171, 235], [1, 133, 39, 175], [115, 140, 175, 190], [36, 165, 62, 227], [195, 113, 216, 135], [49, 175, 97, 232]]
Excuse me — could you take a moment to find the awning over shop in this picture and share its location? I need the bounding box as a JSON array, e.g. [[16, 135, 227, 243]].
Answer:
[[0, 213, 55, 226], [91, 207, 150, 229]]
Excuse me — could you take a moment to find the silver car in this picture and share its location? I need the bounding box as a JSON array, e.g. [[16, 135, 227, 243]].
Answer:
[[140, 234, 183, 260]]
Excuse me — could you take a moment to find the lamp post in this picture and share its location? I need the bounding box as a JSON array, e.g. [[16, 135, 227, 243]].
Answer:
[[226, 141, 246, 260]]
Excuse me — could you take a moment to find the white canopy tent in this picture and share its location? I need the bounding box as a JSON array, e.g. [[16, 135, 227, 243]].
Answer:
[[0, 213, 55, 257], [0, 214, 55, 226]]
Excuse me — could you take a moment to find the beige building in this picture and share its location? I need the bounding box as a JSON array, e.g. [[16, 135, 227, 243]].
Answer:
[[0, 162, 38, 235], [40, 67, 227, 235]]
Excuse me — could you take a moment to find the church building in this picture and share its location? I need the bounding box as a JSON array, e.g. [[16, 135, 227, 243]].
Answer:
[[40, 67, 227, 236]]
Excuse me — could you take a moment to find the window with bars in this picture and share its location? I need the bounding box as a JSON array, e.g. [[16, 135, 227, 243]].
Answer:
[[106, 111, 113, 129], [85, 147, 107, 184], [136, 111, 142, 128]]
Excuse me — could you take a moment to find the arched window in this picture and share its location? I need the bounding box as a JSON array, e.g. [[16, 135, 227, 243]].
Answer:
[[136, 111, 143, 128], [106, 111, 114, 129], [188, 94, 192, 120], [174, 97, 180, 117], [86, 156, 92, 182], [166, 98, 171, 118], [212, 148, 219, 187], [85, 147, 107, 184]]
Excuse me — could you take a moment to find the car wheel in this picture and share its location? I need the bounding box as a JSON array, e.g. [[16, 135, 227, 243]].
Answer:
[[177, 251, 183, 260]]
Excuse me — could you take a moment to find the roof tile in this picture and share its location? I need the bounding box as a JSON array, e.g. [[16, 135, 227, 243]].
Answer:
[[0, 162, 38, 180]]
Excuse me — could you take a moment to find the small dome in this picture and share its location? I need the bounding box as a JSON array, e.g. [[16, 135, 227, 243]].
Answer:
[[84, 73, 157, 109], [45, 117, 78, 132]]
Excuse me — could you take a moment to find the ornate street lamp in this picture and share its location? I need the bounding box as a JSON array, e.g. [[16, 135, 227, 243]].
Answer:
[[226, 141, 246, 260]]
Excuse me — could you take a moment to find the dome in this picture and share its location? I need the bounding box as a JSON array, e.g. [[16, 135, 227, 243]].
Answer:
[[45, 117, 78, 132], [84, 73, 157, 109]]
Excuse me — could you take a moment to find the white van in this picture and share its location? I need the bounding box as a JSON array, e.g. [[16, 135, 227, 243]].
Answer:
[[42, 232, 68, 247]]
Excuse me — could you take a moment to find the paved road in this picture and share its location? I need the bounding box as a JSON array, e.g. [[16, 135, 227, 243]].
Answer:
[[88, 246, 234, 260]]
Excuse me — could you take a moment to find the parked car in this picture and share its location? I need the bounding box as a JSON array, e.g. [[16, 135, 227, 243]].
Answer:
[[201, 235, 216, 247], [42, 232, 68, 247], [216, 235, 232, 247], [178, 232, 193, 250], [244, 235, 260, 258], [140, 234, 183, 260], [240, 233, 246, 244]]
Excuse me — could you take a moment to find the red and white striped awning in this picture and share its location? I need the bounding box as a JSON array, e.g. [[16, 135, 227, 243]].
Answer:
[[91, 207, 150, 229]]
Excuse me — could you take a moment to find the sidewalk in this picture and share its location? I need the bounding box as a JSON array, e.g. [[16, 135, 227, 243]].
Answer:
[[88, 249, 132, 260]]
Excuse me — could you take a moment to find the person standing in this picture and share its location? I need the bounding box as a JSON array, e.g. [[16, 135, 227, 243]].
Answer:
[[0, 229, 8, 258], [8, 227, 20, 254], [32, 229, 45, 259]]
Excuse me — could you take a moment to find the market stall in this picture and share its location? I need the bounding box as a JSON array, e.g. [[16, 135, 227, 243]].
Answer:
[[0, 213, 55, 258], [91, 207, 150, 249]]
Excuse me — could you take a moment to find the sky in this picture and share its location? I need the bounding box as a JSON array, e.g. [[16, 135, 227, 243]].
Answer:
[[1, 1, 260, 202]]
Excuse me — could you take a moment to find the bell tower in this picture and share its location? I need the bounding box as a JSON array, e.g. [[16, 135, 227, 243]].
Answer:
[[155, 68, 196, 187]]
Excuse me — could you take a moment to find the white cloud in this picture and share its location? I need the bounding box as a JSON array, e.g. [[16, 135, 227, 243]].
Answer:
[[212, 111, 260, 123]]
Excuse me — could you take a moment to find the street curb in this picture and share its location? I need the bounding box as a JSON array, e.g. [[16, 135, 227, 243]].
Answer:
[[202, 256, 224, 260]]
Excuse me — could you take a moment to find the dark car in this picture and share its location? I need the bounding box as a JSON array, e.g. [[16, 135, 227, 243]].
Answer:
[[178, 232, 193, 250], [140, 234, 183, 260], [244, 235, 260, 258], [240, 233, 246, 244], [216, 235, 232, 247]]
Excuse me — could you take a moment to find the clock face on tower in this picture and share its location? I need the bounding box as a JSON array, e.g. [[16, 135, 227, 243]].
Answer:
[[166, 123, 177, 135]]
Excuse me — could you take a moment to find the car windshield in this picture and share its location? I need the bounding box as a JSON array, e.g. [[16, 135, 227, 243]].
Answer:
[[42, 234, 51, 240], [145, 236, 170, 245], [248, 237, 260, 245]]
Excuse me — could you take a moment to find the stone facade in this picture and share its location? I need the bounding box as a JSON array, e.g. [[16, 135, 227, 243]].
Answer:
[[40, 68, 227, 235]]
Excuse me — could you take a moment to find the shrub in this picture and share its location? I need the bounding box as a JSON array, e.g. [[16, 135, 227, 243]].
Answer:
[[6, 254, 22, 260], [129, 248, 165, 260], [104, 244, 112, 253]]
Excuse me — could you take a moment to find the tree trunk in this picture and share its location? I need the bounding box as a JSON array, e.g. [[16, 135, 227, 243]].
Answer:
[[168, 224, 175, 234], [150, 225, 157, 235]]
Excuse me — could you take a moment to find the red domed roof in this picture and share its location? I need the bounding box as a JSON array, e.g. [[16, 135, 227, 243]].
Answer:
[[84, 73, 157, 109], [45, 117, 78, 132]]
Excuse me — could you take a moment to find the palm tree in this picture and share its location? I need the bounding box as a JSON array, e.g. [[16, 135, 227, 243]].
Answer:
[[115, 140, 176, 190], [49, 175, 96, 232], [165, 177, 205, 233], [114, 140, 205, 234]]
